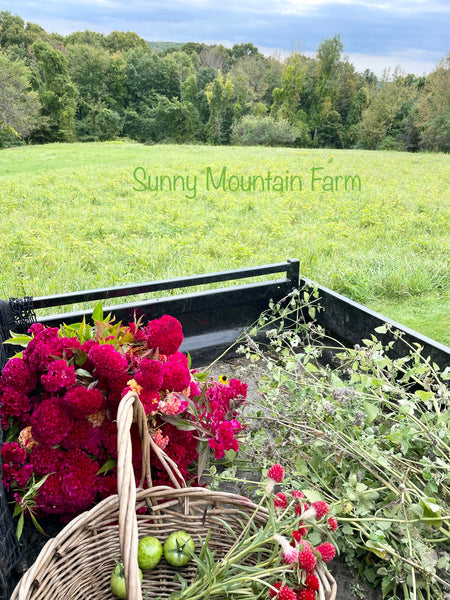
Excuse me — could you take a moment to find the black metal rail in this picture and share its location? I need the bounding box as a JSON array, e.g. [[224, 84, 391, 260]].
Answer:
[[0, 259, 449, 368]]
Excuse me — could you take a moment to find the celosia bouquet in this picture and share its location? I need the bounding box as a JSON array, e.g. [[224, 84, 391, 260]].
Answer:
[[170, 464, 337, 600], [0, 308, 247, 534]]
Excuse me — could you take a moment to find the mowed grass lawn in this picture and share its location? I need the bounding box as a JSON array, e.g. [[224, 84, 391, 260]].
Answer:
[[1, 142, 449, 345]]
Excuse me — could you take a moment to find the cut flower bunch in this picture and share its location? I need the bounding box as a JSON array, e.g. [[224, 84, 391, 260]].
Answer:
[[169, 463, 337, 600], [0, 306, 247, 535]]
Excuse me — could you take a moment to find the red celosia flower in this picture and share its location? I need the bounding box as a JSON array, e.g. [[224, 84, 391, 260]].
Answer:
[[144, 315, 184, 355], [315, 542, 336, 563], [64, 387, 105, 418], [296, 590, 316, 600], [327, 517, 338, 531], [267, 463, 284, 483], [88, 344, 128, 382], [61, 419, 91, 450], [134, 358, 163, 391], [304, 574, 320, 591], [298, 547, 316, 571], [31, 398, 72, 446], [277, 585, 296, 600], [138, 389, 161, 415], [30, 445, 64, 476], [273, 492, 288, 509], [228, 378, 248, 398], [161, 361, 191, 392], [0, 387, 32, 428], [0, 357, 37, 394], [41, 359, 77, 393]]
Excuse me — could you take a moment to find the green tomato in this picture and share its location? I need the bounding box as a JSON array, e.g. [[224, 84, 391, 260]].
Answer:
[[163, 530, 195, 567], [110, 562, 143, 599], [138, 536, 163, 570]]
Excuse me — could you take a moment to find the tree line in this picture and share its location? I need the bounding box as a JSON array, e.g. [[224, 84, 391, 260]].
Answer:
[[0, 11, 449, 151]]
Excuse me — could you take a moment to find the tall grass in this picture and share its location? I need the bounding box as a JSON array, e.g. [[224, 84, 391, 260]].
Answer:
[[1, 142, 448, 343]]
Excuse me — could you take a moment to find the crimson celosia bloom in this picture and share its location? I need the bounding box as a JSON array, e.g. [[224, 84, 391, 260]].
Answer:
[[134, 357, 163, 391], [2, 314, 247, 526], [64, 386, 105, 418], [31, 398, 72, 446], [88, 344, 128, 382], [144, 314, 184, 355], [41, 359, 77, 392], [161, 361, 191, 392], [0, 387, 32, 428], [0, 357, 37, 394]]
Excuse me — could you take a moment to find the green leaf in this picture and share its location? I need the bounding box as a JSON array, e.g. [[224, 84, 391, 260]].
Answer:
[[92, 302, 103, 322], [16, 512, 24, 540], [302, 488, 324, 502], [97, 457, 116, 474], [3, 334, 33, 347], [364, 402, 379, 424], [365, 540, 387, 559], [374, 325, 388, 334]]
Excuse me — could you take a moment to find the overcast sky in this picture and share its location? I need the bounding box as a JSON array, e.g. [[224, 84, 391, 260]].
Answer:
[[1, 0, 449, 76]]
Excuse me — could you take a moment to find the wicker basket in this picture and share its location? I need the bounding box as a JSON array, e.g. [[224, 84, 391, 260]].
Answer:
[[11, 391, 337, 600]]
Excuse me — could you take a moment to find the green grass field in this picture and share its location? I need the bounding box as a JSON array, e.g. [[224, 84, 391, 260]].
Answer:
[[1, 141, 449, 344]]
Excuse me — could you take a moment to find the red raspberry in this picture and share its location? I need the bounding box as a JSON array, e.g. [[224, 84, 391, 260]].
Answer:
[[316, 542, 336, 563], [298, 548, 316, 571], [274, 492, 288, 509], [267, 463, 284, 483], [292, 490, 305, 499], [269, 582, 282, 598], [278, 585, 296, 600], [304, 574, 320, 591], [327, 517, 338, 532], [311, 500, 330, 519], [296, 590, 316, 600]]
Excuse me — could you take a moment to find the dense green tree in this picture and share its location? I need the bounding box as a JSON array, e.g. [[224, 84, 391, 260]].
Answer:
[[93, 108, 122, 140], [31, 39, 78, 142], [416, 54, 450, 151], [198, 44, 231, 73], [125, 49, 179, 109], [271, 53, 306, 122], [66, 43, 111, 120], [0, 53, 40, 145], [105, 30, 149, 54], [356, 68, 417, 149], [205, 71, 234, 143], [64, 30, 106, 47]]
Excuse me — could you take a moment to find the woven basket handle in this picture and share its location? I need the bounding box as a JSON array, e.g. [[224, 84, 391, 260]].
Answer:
[[116, 390, 188, 600]]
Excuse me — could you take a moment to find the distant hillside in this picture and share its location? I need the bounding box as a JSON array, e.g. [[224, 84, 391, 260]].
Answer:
[[146, 41, 184, 53]]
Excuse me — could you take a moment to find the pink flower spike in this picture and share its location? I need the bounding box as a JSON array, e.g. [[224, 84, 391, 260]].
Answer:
[[273, 492, 288, 510], [267, 463, 284, 483]]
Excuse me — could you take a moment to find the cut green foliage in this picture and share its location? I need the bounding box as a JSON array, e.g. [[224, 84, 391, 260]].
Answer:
[[233, 291, 450, 599]]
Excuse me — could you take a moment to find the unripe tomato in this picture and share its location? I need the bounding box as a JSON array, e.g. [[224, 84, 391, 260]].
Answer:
[[110, 561, 143, 599], [163, 530, 195, 567]]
